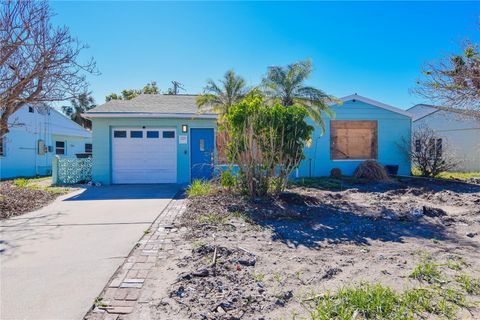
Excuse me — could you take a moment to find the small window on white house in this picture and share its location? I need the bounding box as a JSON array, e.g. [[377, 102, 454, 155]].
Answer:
[[28, 106, 34, 113], [55, 141, 65, 155], [85, 143, 92, 154], [0, 137, 4, 156]]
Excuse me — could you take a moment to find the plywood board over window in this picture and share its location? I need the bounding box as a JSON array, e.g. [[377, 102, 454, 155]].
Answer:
[[330, 120, 378, 160]]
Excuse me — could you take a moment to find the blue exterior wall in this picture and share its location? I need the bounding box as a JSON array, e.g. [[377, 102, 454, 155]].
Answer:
[[0, 106, 91, 180], [297, 100, 412, 177], [0, 132, 91, 179], [1, 128, 45, 178], [91, 117, 217, 185]]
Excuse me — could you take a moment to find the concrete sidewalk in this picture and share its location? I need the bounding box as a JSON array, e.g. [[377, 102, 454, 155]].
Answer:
[[0, 184, 179, 320]]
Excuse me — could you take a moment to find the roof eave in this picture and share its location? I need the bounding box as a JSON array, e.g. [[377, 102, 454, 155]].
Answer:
[[83, 112, 218, 119], [331, 94, 413, 118]]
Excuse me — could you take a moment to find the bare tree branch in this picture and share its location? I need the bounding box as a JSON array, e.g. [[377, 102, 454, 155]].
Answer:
[[413, 37, 480, 112], [0, 0, 97, 137]]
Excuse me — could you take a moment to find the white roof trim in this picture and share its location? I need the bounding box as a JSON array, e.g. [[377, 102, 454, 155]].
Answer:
[[50, 108, 92, 135], [411, 109, 441, 122], [84, 112, 218, 119], [333, 94, 413, 118]]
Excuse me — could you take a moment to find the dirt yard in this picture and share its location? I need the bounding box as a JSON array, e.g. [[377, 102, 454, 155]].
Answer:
[[137, 177, 480, 319], [0, 178, 71, 219]]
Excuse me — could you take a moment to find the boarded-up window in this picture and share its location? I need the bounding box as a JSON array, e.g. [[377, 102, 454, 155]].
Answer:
[[330, 120, 378, 160]]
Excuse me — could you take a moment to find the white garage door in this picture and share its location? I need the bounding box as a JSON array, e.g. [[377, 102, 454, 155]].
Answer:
[[112, 128, 177, 184]]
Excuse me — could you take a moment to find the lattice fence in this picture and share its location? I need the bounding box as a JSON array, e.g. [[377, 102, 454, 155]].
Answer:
[[53, 157, 92, 184]]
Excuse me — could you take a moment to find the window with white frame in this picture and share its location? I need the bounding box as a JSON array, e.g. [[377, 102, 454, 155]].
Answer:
[[55, 141, 65, 155]]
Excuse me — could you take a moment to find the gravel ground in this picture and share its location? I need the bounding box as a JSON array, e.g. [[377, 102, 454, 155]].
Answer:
[[137, 177, 480, 319]]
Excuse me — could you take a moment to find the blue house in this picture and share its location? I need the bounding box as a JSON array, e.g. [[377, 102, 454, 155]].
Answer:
[[297, 94, 412, 177], [0, 105, 92, 179], [85, 93, 411, 185], [85, 94, 218, 185]]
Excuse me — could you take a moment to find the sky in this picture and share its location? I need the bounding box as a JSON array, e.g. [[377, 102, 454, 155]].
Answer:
[[50, 1, 479, 110]]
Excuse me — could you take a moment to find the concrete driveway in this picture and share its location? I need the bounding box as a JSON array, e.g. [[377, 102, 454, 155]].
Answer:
[[0, 184, 179, 320]]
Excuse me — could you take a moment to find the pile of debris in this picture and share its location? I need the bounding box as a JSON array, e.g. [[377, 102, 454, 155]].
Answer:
[[0, 181, 57, 219], [167, 244, 291, 319]]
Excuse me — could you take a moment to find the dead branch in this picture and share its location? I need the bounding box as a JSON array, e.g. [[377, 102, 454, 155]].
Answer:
[[0, 0, 97, 136]]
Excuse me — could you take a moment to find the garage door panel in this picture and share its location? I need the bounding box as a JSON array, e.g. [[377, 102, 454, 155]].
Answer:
[[144, 144, 175, 152], [143, 159, 175, 167], [112, 128, 177, 184]]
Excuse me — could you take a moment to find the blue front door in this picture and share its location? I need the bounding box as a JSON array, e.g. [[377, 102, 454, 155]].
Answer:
[[190, 128, 215, 181]]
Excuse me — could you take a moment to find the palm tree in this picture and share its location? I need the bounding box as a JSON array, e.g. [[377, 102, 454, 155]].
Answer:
[[262, 60, 336, 132], [62, 93, 95, 129], [196, 70, 248, 118]]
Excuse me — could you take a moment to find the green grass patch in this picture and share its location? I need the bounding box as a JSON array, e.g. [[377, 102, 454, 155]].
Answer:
[[306, 283, 464, 320], [186, 180, 213, 197], [251, 271, 265, 282], [410, 262, 442, 283], [436, 171, 480, 181], [42, 186, 69, 194], [410, 259, 443, 283], [13, 178, 30, 188], [456, 274, 480, 295], [412, 168, 480, 181], [228, 210, 253, 222], [13, 177, 68, 194], [198, 213, 228, 225], [305, 255, 478, 320], [445, 256, 467, 271]]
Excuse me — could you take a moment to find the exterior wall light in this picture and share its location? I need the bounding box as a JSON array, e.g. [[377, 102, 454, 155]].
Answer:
[[182, 125, 188, 133]]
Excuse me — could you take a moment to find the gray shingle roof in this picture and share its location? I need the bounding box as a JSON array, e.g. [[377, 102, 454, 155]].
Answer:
[[87, 94, 215, 115]]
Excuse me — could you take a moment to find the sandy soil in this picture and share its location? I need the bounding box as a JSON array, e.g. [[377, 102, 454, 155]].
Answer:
[[135, 177, 480, 320]]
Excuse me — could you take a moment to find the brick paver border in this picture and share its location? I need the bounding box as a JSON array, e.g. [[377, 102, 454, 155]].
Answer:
[[84, 194, 186, 320]]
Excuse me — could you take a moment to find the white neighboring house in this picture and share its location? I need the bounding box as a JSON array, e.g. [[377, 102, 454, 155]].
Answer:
[[407, 104, 480, 172], [0, 105, 92, 179]]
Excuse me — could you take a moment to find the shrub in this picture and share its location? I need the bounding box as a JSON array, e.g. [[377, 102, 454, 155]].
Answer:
[[398, 126, 458, 177], [13, 178, 30, 188], [186, 180, 213, 197], [220, 169, 236, 190], [225, 91, 314, 197], [354, 160, 390, 181]]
